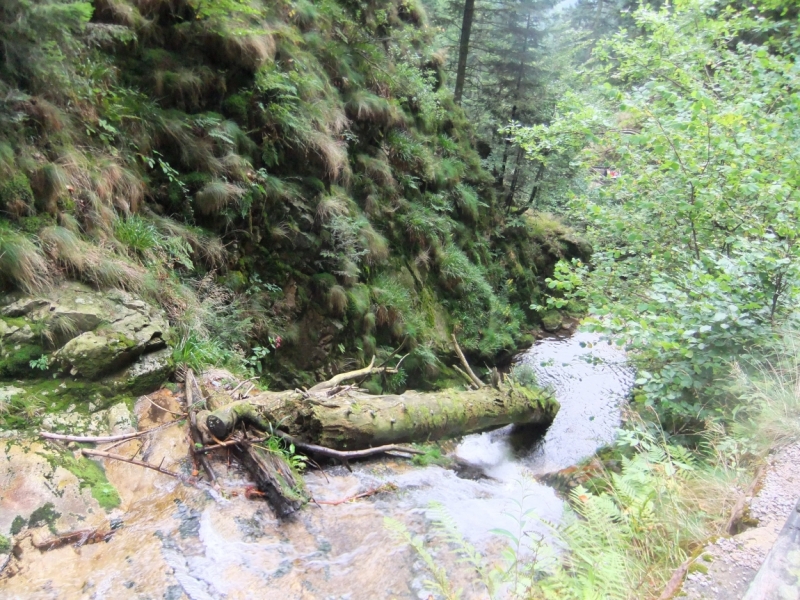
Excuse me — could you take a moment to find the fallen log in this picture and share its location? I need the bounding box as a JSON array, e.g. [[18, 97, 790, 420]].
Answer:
[[195, 374, 310, 517], [205, 382, 558, 450], [231, 442, 308, 517]]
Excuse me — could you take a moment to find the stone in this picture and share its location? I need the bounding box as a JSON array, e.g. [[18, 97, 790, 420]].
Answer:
[[105, 348, 173, 396], [1, 298, 48, 318], [541, 309, 564, 332]]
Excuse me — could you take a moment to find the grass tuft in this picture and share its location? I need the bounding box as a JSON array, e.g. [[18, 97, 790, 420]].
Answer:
[[0, 226, 50, 292], [195, 181, 246, 215]]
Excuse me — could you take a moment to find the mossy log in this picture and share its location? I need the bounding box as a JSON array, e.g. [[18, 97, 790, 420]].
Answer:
[[205, 383, 558, 450], [197, 380, 310, 517]]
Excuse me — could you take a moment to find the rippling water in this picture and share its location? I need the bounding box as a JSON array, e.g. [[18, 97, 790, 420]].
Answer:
[[2, 330, 634, 600], [454, 331, 635, 477]]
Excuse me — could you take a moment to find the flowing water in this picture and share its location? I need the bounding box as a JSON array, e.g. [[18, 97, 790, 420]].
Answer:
[[1, 331, 633, 600]]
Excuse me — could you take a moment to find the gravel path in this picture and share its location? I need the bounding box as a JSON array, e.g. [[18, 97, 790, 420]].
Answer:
[[680, 443, 800, 600]]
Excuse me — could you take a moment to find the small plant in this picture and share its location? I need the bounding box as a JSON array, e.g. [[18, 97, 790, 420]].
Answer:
[[243, 345, 271, 374], [509, 364, 537, 389], [29, 355, 49, 371], [257, 436, 308, 472]]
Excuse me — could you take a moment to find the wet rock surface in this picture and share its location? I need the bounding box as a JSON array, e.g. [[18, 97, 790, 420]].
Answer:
[[0, 331, 634, 599]]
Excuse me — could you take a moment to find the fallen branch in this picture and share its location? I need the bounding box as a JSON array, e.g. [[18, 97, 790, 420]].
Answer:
[[275, 430, 424, 461], [81, 448, 188, 482], [308, 356, 399, 393], [658, 556, 694, 600], [229, 377, 258, 396], [40, 419, 184, 444], [198, 435, 268, 453], [185, 370, 217, 482], [142, 394, 185, 417], [32, 528, 114, 551], [198, 431, 423, 462], [314, 483, 398, 506], [453, 365, 480, 390], [451, 334, 484, 388], [726, 464, 767, 534]]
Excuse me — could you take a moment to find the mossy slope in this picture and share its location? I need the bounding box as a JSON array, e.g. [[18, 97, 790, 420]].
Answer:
[[0, 0, 588, 388]]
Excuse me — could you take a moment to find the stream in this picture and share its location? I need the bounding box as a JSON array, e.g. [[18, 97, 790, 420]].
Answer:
[[1, 331, 633, 600]]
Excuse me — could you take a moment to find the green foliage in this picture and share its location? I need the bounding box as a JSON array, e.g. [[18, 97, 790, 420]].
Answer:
[[509, 364, 537, 389], [517, 0, 800, 423], [172, 330, 235, 373], [29, 355, 49, 371], [256, 436, 308, 473], [0, 0, 587, 386]]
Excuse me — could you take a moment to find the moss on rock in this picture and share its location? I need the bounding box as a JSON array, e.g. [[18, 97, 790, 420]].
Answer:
[[541, 309, 563, 332]]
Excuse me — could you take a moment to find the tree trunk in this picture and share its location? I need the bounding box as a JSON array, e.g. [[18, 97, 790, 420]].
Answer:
[[200, 383, 310, 517], [453, 0, 476, 105], [204, 383, 558, 450]]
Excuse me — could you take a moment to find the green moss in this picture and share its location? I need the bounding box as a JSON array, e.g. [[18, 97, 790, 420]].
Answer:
[[0, 172, 34, 212], [0, 340, 45, 378], [411, 444, 451, 467], [346, 284, 371, 318], [223, 92, 251, 122], [541, 309, 563, 332], [38, 447, 121, 510], [27, 502, 60, 534], [0, 377, 135, 431], [60, 454, 121, 510], [10, 516, 25, 535], [0, 534, 10, 554], [688, 562, 708, 574]]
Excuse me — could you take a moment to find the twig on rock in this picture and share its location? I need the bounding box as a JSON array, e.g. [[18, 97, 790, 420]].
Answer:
[[142, 394, 185, 417], [32, 528, 114, 551], [314, 483, 398, 506], [40, 419, 184, 444], [81, 448, 188, 482]]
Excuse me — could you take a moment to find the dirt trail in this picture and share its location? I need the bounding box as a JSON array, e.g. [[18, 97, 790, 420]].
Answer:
[[680, 443, 800, 600]]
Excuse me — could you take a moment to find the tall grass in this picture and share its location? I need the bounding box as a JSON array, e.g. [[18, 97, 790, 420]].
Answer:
[[0, 227, 50, 292]]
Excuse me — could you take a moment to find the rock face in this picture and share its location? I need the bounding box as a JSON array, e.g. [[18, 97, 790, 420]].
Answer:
[[0, 282, 172, 420], [0, 282, 172, 395]]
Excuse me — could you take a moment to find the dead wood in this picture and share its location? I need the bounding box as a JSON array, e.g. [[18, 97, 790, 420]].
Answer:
[[314, 483, 397, 506], [39, 419, 183, 444], [452, 334, 485, 388], [658, 556, 695, 600], [184, 370, 217, 482], [204, 382, 557, 450], [726, 464, 767, 535], [453, 365, 480, 389], [32, 528, 114, 551], [81, 448, 190, 482], [203, 389, 309, 517], [308, 356, 401, 393]]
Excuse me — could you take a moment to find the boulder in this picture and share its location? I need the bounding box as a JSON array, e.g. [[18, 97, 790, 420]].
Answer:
[[1, 282, 171, 388], [541, 309, 564, 332]]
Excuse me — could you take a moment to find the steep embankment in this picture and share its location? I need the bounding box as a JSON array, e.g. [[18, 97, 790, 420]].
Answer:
[[0, 0, 587, 401]]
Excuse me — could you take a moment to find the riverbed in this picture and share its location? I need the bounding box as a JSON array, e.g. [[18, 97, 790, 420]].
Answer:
[[0, 331, 633, 599]]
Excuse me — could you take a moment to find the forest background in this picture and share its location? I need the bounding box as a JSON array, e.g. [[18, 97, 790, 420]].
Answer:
[[1, 0, 800, 597]]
